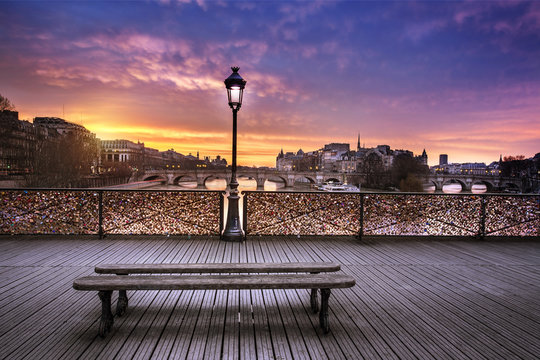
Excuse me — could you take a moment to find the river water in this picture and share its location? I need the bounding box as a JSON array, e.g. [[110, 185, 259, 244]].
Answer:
[[424, 183, 487, 193], [146, 177, 487, 193]]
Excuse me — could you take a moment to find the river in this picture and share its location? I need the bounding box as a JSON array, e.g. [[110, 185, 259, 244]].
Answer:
[[143, 177, 487, 193]]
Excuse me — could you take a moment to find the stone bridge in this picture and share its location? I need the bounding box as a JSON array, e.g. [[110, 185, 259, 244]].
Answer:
[[132, 169, 523, 192], [133, 169, 347, 188], [424, 174, 522, 192]]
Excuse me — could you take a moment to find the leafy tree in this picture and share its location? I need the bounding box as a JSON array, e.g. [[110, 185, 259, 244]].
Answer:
[[391, 153, 428, 191], [399, 173, 424, 192], [0, 94, 15, 111]]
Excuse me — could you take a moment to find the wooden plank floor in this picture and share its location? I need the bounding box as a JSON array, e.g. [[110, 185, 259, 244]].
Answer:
[[0, 236, 539, 360]]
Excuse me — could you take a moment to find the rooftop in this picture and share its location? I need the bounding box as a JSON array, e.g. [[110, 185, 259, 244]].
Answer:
[[1, 236, 539, 359]]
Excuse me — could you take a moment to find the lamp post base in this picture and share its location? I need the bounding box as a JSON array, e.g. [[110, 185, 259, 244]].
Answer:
[[221, 190, 244, 242], [222, 229, 244, 242]]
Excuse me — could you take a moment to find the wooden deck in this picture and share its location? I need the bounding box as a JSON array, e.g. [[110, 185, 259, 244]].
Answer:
[[0, 236, 539, 359]]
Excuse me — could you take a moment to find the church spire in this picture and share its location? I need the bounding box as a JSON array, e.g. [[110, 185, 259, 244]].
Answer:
[[357, 133, 361, 151]]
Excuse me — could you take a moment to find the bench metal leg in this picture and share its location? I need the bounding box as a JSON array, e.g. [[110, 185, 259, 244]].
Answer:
[[310, 271, 320, 313], [310, 272, 319, 314], [116, 290, 129, 316], [98, 290, 114, 337], [310, 289, 319, 313], [319, 288, 331, 334], [115, 273, 129, 316]]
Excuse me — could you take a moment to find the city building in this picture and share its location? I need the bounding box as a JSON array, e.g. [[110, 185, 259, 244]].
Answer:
[[276, 137, 428, 174], [101, 139, 144, 168], [432, 162, 501, 176], [276, 149, 303, 171], [35, 116, 100, 173], [0, 110, 36, 175], [33, 117, 94, 138], [337, 150, 358, 173], [361, 145, 394, 170], [416, 149, 428, 166], [209, 155, 227, 168], [1, 112, 101, 182], [144, 146, 164, 169], [460, 162, 488, 175], [439, 154, 448, 166], [322, 143, 350, 171]]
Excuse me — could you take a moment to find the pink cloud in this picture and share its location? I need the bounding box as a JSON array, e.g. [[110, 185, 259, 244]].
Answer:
[[247, 71, 304, 103], [29, 31, 273, 96]]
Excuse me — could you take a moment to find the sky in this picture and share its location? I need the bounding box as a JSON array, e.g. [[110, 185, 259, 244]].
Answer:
[[1, 0, 539, 167]]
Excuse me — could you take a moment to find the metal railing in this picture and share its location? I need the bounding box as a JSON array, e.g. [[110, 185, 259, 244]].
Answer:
[[242, 191, 539, 238], [0, 189, 222, 236], [1, 189, 538, 237]]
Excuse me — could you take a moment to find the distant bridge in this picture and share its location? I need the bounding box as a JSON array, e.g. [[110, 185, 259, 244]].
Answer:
[[132, 169, 346, 188], [132, 169, 523, 192], [424, 174, 522, 192]]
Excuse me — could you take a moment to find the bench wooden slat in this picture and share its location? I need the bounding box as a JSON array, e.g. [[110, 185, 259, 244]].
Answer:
[[73, 274, 355, 291], [94, 262, 341, 274]]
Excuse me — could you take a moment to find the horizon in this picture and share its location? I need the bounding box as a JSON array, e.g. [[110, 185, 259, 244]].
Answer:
[[1, 0, 539, 167]]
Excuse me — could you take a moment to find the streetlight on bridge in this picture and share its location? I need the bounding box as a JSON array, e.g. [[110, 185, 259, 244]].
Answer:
[[222, 66, 246, 242]]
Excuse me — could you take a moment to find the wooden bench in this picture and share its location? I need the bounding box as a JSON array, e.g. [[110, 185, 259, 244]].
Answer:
[[94, 262, 341, 318], [74, 273, 355, 337], [73, 262, 354, 336]]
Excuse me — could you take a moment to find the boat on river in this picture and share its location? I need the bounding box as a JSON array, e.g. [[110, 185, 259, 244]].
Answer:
[[318, 181, 360, 192]]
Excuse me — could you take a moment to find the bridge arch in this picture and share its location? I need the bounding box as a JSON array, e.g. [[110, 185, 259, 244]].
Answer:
[[202, 174, 227, 186], [423, 179, 440, 192], [265, 175, 289, 188], [323, 177, 341, 184], [441, 178, 468, 193], [172, 174, 197, 186], [294, 175, 316, 184], [142, 175, 167, 184], [471, 180, 494, 193]]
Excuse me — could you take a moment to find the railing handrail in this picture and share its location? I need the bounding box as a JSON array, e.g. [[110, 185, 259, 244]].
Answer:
[[242, 190, 538, 197], [1, 189, 538, 238], [0, 187, 224, 193]]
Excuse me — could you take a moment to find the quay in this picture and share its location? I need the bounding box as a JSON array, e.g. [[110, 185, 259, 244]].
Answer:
[[0, 235, 539, 359]]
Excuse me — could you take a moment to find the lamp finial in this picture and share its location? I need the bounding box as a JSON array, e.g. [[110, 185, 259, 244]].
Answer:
[[231, 66, 240, 73]]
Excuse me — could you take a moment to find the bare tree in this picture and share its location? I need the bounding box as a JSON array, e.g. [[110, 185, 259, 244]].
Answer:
[[0, 94, 16, 111], [26, 132, 99, 187], [361, 152, 386, 189]]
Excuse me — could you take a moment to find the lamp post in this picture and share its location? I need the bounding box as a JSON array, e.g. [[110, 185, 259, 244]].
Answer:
[[222, 66, 246, 242]]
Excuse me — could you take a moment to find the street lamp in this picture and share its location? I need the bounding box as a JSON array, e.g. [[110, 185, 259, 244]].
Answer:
[[222, 66, 246, 242]]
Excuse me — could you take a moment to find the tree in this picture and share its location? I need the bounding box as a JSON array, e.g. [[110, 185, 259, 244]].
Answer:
[[500, 157, 531, 178], [26, 132, 99, 187], [0, 94, 15, 111], [503, 155, 526, 161], [399, 173, 424, 192], [361, 152, 385, 188], [391, 153, 429, 191]]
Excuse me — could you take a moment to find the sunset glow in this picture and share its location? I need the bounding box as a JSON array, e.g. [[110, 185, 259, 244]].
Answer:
[[1, 0, 539, 167]]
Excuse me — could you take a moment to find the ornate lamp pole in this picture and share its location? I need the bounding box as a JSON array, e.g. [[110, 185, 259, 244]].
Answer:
[[222, 66, 246, 242]]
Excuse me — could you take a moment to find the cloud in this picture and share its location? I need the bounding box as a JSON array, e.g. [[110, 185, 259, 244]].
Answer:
[[23, 30, 272, 96], [2, 0, 539, 168]]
